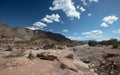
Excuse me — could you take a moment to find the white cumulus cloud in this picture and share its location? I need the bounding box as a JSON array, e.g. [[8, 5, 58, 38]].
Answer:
[[100, 23, 108, 28], [81, 0, 88, 6], [68, 36, 84, 40], [68, 35, 102, 41], [81, 0, 98, 6], [77, 5, 80, 9], [49, 29, 53, 32], [88, 13, 92, 16], [25, 26, 39, 30], [74, 32, 78, 35], [33, 22, 47, 29], [81, 30, 103, 40], [68, 30, 103, 41], [63, 29, 68, 33], [82, 30, 103, 35], [103, 15, 118, 24], [89, 0, 98, 3], [101, 15, 118, 28], [26, 22, 47, 30], [80, 7, 86, 12], [49, 0, 80, 19], [41, 14, 60, 23]]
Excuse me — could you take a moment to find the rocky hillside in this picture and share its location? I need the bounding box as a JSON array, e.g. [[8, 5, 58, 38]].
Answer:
[[0, 23, 70, 42]]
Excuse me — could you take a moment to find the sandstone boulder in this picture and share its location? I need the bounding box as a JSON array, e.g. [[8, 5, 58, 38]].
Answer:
[[57, 57, 78, 72], [37, 52, 57, 61]]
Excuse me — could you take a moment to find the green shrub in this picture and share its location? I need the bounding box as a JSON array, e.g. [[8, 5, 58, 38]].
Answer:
[[28, 51, 35, 60], [88, 40, 97, 46], [43, 43, 56, 49], [112, 43, 119, 49], [67, 44, 75, 47], [99, 39, 120, 47]]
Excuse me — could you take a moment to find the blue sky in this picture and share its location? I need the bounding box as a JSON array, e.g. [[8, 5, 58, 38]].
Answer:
[[0, 0, 120, 41]]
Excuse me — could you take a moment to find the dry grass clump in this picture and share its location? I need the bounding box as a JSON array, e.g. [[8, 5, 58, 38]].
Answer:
[[28, 51, 35, 60]]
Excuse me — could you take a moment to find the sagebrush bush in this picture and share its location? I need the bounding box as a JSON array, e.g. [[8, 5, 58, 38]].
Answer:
[[112, 43, 119, 49], [99, 39, 120, 49], [43, 43, 56, 49], [28, 51, 35, 60], [88, 40, 97, 46], [67, 44, 75, 47]]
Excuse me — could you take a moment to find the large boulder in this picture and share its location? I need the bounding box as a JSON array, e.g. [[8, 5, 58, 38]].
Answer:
[[57, 57, 78, 72], [37, 52, 57, 61]]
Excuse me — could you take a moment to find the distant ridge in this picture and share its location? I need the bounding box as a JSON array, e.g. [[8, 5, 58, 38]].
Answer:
[[0, 23, 70, 42]]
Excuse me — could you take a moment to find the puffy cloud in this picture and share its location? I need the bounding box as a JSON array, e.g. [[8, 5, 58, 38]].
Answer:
[[33, 22, 47, 29], [49, 0, 80, 19], [68, 36, 84, 40], [74, 32, 78, 35], [89, 0, 98, 3], [80, 7, 86, 12], [68, 35, 102, 41], [113, 28, 120, 34], [63, 29, 68, 33], [25, 26, 39, 30], [77, 5, 80, 9], [26, 22, 47, 30], [81, 0, 88, 6], [41, 14, 60, 23], [26, 21, 47, 30], [88, 13, 92, 16], [81, 0, 98, 6], [82, 30, 103, 35], [49, 29, 53, 32], [69, 30, 103, 41], [101, 15, 118, 28], [85, 35, 103, 38], [100, 23, 108, 28], [103, 15, 118, 24], [77, 6, 86, 12], [61, 21, 64, 24], [81, 29, 103, 40]]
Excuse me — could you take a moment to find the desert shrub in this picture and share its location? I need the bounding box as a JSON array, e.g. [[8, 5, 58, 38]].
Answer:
[[43, 43, 56, 49], [65, 54, 74, 59], [67, 44, 75, 47], [112, 43, 119, 49], [99, 38, 120, 49], [6, 45, 12, 51], [28, 51, 35, 60], [99, 39, 120, 48], [88, 40, 97, 46]]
